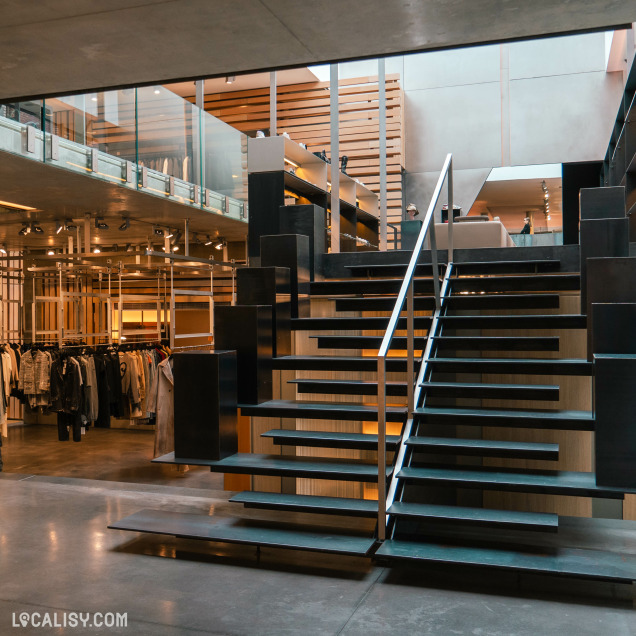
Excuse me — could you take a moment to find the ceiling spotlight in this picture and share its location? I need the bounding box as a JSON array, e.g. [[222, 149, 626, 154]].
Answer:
[[95, 217, 109, 230], [126, 244, 133, 252], [173, 244, 180, 252], [204, 235, 213, 246], [154, 88, 161, 95], [91, 96, 98, 102], [55, 220, 63, 234], [225, 75, 235, 84], [153, 226, 164, 237], [166, 229, 174, 239], [65, 218, 77, 231], [170, 229, 182, 246], [47, 249, 55, 256], [31, 222, 43, 233], [93, 247, 101, 254], [119, 217, 130, 231], [213, 238, 226, 251], [0, 246, 6, 255], [18, 223, 30, 236]]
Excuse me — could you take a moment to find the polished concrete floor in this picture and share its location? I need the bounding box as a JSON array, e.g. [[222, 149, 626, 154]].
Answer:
[[2, 423, 223, 489], [0, 474, 635, 635], [1, 425, 636, 634]]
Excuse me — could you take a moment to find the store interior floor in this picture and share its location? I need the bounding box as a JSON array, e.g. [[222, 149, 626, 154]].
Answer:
[[2, 423, 223, 490], [0, 473, 634, 635]]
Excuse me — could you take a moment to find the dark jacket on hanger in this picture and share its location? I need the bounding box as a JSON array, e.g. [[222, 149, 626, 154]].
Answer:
[[50, 357, 82, 414]]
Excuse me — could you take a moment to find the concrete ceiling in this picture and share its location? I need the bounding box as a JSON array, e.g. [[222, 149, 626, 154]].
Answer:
[[0, 150, 247, 251], [0, 0, 634, 102]]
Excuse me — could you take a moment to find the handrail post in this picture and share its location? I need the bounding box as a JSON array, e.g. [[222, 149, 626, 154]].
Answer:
[[377, 355, 387, 541], [406, 278, 414, 414], [448, 158, 454, 263], [429, 222, 441, 310]]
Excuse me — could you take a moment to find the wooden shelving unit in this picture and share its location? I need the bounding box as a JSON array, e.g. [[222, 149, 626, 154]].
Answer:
[[600, 59, 636, 239], [247, 136, 379, 256]]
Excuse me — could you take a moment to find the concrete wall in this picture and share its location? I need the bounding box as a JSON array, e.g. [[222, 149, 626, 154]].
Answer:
[[327, 31, 629, 220]]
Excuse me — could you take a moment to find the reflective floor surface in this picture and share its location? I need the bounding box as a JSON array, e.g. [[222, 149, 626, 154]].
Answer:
[[0, 473, 635, 635]]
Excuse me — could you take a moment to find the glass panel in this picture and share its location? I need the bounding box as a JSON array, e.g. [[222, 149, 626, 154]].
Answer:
[[0, 100, 46, 160], [201, 110, 248, 220]]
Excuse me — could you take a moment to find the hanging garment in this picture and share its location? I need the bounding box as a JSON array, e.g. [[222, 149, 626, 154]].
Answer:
[[94, 354, 113, 428], [85, 356, 99, 422], [148, 357, 173, 458]]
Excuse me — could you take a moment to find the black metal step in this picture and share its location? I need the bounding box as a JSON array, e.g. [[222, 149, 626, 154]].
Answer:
[[374, 539, 636, 582], [428, 357, 592, 376], [312, 335, 428, 350], [452, 274, 579, 293], [262, 429, 401, 451], [397, 466, 622, 498], [334, 293, 561, 313], [291, 316, 432, 331], [272, 356, 408, 372], [334, 296, 436, 312], [388, 502, 558, 532], [405, 436, 559, 460], [345, 260, 561, 277], [439, 314, 586, 330], [310, 278, 438, 296], [239, 400, 407, 422], [230, 492, 378, 518], [110, 510, 375, 556], [434, 336, 559, 352], [419, 381, 559, 401], [445, 293, 561, 311], [153, 452, 393, 482], [290, 378, 408, 396], [415, 406, 594, 430]]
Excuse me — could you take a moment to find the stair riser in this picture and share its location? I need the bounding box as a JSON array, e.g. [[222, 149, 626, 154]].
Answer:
[[240, 501, 378, 518], [422, 386, 560, 401], [434, 338, 559, 352], [416, 415, 594, 431], [452, 277, 579, 293], [240, 406, 406, 422], [446, 296, 561, 310], [439, 316, 585, 330], [311, 279, 437, 295], [335, 298, 435, 312], [208, 464, 386, 482], [406, 445, 558, 460], [292, 317, 432, 330], [387, 511, 558, 532], [273, 360, 408, 372], [293, 382, 407, 396], [267, 436, 397, 452], [428, 361, 591, 376], [314, 337, 427, 350]]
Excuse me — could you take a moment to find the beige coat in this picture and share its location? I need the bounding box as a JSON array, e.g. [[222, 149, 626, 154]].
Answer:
[[148, 358, 174, 458]]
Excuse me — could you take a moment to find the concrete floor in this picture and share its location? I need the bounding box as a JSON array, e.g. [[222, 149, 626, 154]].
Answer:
[[1, 425, 636, 634]]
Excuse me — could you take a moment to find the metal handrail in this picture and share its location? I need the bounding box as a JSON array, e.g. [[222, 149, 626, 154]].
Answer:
[[376, 153, 453, 541]]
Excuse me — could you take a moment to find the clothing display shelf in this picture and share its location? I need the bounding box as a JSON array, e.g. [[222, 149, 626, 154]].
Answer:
[[600, 56, 636, 239], [247, 136, 379, 254]]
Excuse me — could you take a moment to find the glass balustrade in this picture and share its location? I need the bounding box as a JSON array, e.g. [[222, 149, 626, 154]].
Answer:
[[0, 87, 247, 221]]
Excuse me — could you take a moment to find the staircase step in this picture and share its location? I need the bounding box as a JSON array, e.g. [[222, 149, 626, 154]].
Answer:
[[345, 260, 561, 277], [397, 466, 622, 498], [290, 378, 408, 396], [334, 296, 436, 312], [434, 336, 559, 351], [110, 510, 375, 556], [445, 293, 561, 311], [439, 314, 586, 330], [230, 492, 378, 518], [405, 436, 559, 460], [428, 357, 592, 376], [262, 429, 401, 450], [272, 356, 408, 372], [153, 452, 392, 482], [310, 278, 437, 296], [415, 406, 594, 430], [239, 400, 407, 422], [420, 381, 559, 401], [291, 316, 432, 330], [374, 539, 636, 582], [388, 502, 558, 531], [452, 274, 579, 293], [312, 335, 428, 350]]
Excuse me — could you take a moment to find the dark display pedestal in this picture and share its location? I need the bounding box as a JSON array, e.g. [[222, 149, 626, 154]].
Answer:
[[173, 351, 238, 461]]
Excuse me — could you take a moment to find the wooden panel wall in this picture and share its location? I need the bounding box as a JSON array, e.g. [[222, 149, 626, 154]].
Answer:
[[191, 75, 405, 235]]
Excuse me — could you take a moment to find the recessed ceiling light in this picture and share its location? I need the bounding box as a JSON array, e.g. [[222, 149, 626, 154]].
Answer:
[[154, 89, 161, 95], [93, 247, 101, 253], [47, 249, 55, 255]]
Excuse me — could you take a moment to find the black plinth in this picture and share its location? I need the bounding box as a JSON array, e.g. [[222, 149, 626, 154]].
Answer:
[[579, 218, 629, 312], [579, 186, 625, 220], [595, 353, 636, 489], [260, 234, 310, 318], [237, 266, 291, 357], [279, 204, 326, 280], [586, 257, 636, 360], [172, 351, 238, 461], [214, 305, 273, 404], [247, 172, 286, 259]]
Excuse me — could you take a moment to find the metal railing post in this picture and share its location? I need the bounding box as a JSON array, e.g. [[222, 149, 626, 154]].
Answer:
[[429, 222, 441, 310], [406, 278, 414, 413], [448, 158, 454, 263], [377, 355, 387, 541]]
